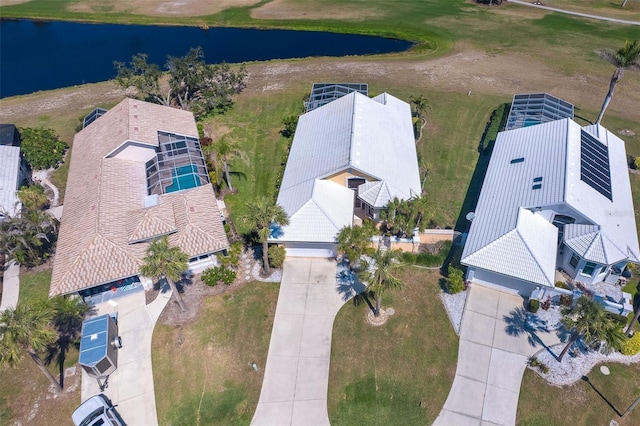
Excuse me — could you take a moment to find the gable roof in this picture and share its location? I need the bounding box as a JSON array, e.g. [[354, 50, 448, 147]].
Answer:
[[462, 118, 639, 285], [50, 99, 228, 296], [275, 91, 421, 243]]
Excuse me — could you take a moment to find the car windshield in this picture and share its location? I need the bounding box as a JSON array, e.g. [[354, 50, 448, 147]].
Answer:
[[79, 408, 106, 426]]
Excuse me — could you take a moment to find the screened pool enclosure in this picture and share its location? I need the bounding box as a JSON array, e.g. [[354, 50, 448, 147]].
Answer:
[[506, 93, 574, 131], [145, 131, 209, 195]]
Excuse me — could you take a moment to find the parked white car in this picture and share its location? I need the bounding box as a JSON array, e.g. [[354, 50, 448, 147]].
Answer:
[[71, 394, 126, 426]]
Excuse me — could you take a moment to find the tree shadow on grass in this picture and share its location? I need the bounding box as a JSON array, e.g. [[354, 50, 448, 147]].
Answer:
[[582, 375, 621, 416]]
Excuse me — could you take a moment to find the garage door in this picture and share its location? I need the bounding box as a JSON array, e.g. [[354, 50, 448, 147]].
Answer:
[[285, 243, 337, 258]]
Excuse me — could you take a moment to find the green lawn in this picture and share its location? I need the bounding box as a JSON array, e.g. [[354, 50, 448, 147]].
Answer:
[[518, 363, 640, 425], [18, 267, 53, 307], [152, 282, 279, 425], [328, 268, 458, 424]]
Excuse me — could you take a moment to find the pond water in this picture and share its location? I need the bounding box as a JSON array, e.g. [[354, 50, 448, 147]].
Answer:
[[0, 19, 413, 98]]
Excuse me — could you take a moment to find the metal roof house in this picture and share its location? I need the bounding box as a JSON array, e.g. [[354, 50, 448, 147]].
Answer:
[[461, 117, 639, 297], [0, 124, 27, 220], [50, 99, 229, 297], [271, 91, 421, 257]]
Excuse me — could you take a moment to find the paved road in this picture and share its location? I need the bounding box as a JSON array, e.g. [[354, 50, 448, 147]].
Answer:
[[252, 257, 363, 426], [81, 286, 171, 426], [435, 284, 561, 425], [509, 0, 640, 26]]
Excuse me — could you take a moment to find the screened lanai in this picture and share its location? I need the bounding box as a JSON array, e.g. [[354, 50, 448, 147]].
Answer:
[[305, 83, 368, 112], [506, 93, 574, 131], [145, 131, 209, 196]]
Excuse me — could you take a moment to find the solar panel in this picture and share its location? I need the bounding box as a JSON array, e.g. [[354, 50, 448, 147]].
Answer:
[[580, 130, 612, 201]]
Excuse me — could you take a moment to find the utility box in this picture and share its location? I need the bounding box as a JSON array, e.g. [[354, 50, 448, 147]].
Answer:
[[79, 314, 122, 388]]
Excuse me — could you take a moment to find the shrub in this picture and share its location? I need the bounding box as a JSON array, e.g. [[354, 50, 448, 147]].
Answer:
[[635, 157, 640, 170], [217, 242, 242, 268], [541, 297, 551, 310], [560, 294, 573, 307], [446, 266, 465, 294], [202, 266, 236, 286], [555, 280, 571, 290], [528, 299, 540, 313], [622, 332, 640, 355], [268, 245, 286, 269], [20, 127, 68, 170]]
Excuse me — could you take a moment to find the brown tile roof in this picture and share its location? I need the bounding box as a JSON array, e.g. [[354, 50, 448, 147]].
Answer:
[[50, 99, 229, 296]]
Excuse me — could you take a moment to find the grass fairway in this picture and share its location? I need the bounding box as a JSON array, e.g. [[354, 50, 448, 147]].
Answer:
[[517, 363, 640, 425], [327, 268, 458, 424], [152, 281, 279, 425]]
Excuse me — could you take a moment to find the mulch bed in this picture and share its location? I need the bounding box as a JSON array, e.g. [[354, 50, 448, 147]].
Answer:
[[145, 256, 262, 327]]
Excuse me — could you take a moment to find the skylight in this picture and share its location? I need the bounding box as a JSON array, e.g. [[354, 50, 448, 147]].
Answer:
[[510, 157, 525, 164], [580, 130, 612, 201]]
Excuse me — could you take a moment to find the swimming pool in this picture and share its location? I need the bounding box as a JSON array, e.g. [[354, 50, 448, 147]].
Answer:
[[165, 164, 201, 193]]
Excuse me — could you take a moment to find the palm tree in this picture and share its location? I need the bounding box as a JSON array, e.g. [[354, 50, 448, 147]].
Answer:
[[141, 236, 189, 312], [336, 222, 377, 269], [0, 303, 62, 392], [625, 295, 640, 334], [205, 136, 246, 192], [595, 40, 640, 124], [45, 297, 90, 386], [17, 184, 49, 212], [557, 296, 625, 362], [242, 197, 289, 276], [0, 210, 58, 267], [409, 94, 430, 119], [357, 249, 405, 317]]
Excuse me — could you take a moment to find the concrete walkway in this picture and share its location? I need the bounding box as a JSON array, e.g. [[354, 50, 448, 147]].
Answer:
[[252, 257, 363, 426], [81, 285, 172, 426], [0, 261, 20, 312], [435, 284, 561, 426], [509, 0, 640, 26]]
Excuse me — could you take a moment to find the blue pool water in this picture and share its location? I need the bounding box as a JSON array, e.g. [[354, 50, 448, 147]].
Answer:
[[166, 164, 200, 193], [523, 118, 540, 127]]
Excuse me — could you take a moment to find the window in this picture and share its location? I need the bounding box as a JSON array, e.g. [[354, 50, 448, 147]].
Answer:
[[569, 253, 579, 269], [582, 261, 599, 277]]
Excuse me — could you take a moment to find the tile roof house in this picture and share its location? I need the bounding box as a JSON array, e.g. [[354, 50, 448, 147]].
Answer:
[[0, 124, 27, 220], [461, 117, 639, 297], [271, 91, 421, 257], [50, 99, 229, 297]]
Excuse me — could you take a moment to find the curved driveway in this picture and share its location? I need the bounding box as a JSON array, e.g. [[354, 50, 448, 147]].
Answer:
[[435, 284, 561, 425], [252, 257, 363, 426]]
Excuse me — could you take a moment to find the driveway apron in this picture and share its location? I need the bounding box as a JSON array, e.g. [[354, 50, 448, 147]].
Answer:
[[435, 284, 560, 426], [80, 287, 171, 426], [252, 257, 360, 426]]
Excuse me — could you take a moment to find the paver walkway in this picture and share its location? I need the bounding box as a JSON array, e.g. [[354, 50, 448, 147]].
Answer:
[[435, 284, 560, 426], [81, 285, 171, 426], [0, 261, 20, 312], [252, 257, 363, 426]]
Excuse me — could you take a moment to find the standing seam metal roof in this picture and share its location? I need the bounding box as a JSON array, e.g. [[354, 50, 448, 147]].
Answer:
[[462, 118, 639, 286], [275, 91, 421, 243]]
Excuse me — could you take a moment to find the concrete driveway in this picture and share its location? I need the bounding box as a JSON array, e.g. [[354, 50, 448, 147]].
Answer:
[[252, 257, 363, 426], [81, 287, 171, 426], [435, 284, 561, 426]]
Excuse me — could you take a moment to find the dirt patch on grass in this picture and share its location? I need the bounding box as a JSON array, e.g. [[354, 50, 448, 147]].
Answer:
[[67, 0, 262, 17], [0, 0, 31, 5], [2, 50, 639, 126], [0, 359, 81, 425], [251, 0, 383, 21]]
